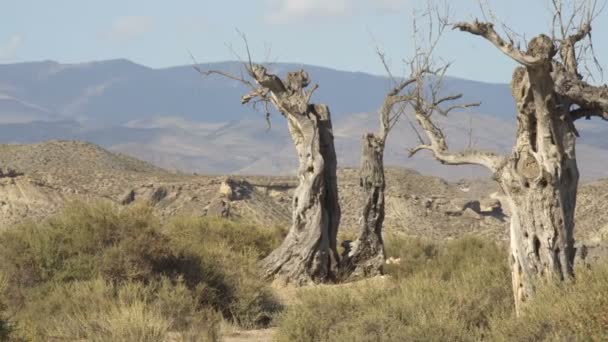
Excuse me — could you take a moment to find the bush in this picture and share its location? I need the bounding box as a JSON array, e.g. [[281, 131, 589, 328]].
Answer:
[[4, 201, 608, 341], [0, 273, 13, 341], [275, 236, 513, 342], [166, 216, 284, 328], [0, 201, 169, 288], [277, 235, 608, 341], [0, 201, 282, 340], [18, 278, 220, 341], [490, 264, 608, 341]]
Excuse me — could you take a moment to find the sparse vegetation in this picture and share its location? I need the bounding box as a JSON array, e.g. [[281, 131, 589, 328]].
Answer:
[[0, 201, 283, 341], [0, 202, 606, 340], [491, 263, 608, 341], [276, 235, 608, 342]]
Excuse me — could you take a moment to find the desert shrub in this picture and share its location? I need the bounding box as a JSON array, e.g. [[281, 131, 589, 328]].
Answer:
[[490, 263, 608, 341], [0, 201, 170, 288], [166, 216, 284, 258], [0, 201, 281, 340], [0, 273, 13, 341], [277, 234, 608, 341], [383, 234, 439, 279], [275, 236, 513, 342], [166, 216, 283, 328], [17, 278, 220, 341]]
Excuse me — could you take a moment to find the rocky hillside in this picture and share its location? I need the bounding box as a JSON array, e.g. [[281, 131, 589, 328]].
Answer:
[[0, 140, 606, 247], [1, 60, 608, 180]]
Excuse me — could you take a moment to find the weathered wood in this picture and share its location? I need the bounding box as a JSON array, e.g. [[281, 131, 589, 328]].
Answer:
[[499, 49, 579, 312], [339, 134, 386, 280], [450, 18, 606, 314], [245, 67, 341, 285], [411, 8, 606, 315], [338, 77, 413, 281], [201, 61, 345, 285]]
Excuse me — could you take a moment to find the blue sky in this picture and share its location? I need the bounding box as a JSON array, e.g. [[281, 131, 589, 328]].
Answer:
[[1, 0, 607, 83]]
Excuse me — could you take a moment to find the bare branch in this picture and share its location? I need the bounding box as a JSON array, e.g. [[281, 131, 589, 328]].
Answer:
[[570, 107, 608, 121], [409, 101, 503, 171], [567, 22, 591, 43], [378, 85, 414, 141], [399, 4, 507, 172], [373, 44, 423, 142], [453, 21, 545, 66], [480, 0, 526, 48], [192, 33, 322, 129], [551, 0, 607, 80], [437, 101, 481, 116], [235, 28, 255, 77], [408, 144, 504, 169], [190, 52, 256, 90], [434, 94, 463, 106], [554, 65, 608, 113]]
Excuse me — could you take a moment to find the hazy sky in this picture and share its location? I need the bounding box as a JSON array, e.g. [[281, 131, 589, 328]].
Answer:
[[2, 0, 607, 83]]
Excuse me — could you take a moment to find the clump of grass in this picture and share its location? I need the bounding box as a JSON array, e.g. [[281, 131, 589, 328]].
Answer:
[[166, 216, 284, 328], [0, 201, 282, 341], [277, 234, 608, 341], [0, 273, 13, 341], [490, 263, 608, 341], [3, 201, 608, 341], [22, 277, 221, 341], [275, 235, 513, 342]]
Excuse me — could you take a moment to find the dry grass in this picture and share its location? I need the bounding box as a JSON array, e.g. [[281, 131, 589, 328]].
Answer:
[[0, 201, 282, 341], [275, 235, 608, 342], [0, 201, 606, 341]]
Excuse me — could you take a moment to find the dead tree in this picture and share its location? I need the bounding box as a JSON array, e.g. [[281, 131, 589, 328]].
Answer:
[[338, 49, 424, 280], [339, 70, 415, 280], [407, 2, 608, 315], [196, 48, 341, 285]]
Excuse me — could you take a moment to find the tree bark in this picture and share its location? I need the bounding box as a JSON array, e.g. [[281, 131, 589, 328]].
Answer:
[[260, 103, 341, 285], [339, 134, 386, 280], [448, 24, 594, 314], [499, 42, 579, 313]]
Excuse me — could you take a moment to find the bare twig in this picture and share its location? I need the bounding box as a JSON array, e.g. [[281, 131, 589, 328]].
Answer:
[[454, 21, 546, 66], [403, 3, 505, 172]]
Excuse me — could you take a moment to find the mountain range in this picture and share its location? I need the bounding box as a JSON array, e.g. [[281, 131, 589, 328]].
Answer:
[[0, 59, 607, 180]]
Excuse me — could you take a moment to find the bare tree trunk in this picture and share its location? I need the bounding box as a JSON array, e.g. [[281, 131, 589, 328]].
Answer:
[[337, 77, 412, 281], [339, 134, 386, 280], [260, 104, 341, 285], [500, 58, 579, 314]]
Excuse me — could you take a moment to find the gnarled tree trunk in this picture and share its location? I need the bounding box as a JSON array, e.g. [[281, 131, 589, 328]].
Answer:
[[499, 51, 579, 313], [446, 17, 608, 314], [260, 101, 341, 285], [339, 134, 386, 280], [337, 80, 411, 281]]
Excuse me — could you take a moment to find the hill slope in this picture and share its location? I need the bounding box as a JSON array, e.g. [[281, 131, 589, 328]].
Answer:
[[0, 141, 606, 246], [0, 60, 607, 180]]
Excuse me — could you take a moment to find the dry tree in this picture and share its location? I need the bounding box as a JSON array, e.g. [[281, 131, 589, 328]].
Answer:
[[195, 34, 340, 285], [407, 0, 608, 315], [338, 48, 417, 280], [340, 48, 427, 280]]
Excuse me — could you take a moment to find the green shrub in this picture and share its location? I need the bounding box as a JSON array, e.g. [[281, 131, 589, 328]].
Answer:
[[490, 264, 608, 341], [166, 216, 283, 328], [275, 236, 513, 342], [277, 235, 608, 341], [383, 234, 439, 279], [0, 201, 168, 288], [18, 278, 220, 341], [0, 201, 281, 340], [0, 273, 13, 341], [6, 200, 608, 341]]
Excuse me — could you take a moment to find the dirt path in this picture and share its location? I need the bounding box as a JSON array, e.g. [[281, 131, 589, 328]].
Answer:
[[222, 328, 276, 342]]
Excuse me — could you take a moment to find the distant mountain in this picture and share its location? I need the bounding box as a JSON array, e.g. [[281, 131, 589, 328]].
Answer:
[[0, 59, 607, 180], [0, 59, 515, 124]]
